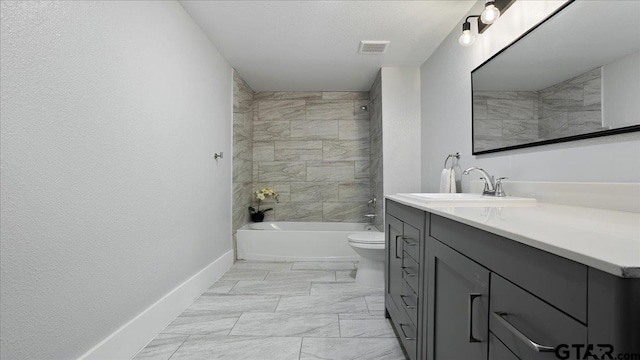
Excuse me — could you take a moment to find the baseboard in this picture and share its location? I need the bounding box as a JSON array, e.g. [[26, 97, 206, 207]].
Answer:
[[78, 249, 234, 360]]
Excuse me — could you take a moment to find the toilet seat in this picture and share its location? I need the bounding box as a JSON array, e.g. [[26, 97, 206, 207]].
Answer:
[[347, 232, 385, 244]]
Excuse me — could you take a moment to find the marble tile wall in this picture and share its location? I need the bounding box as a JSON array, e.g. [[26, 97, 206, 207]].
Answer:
[[252, 91, 371, 222], [538, 67, 603, 139], [233, 70, 254, 240], [369, 71, 383, 231], [473, 67, 603, 152]]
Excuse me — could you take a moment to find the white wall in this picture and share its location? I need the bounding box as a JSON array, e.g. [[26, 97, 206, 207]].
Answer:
[[0, 1, 233, 359], [420, 0, 640, 192], [382, 67, 422, 195], [603, 51, 640, 128]]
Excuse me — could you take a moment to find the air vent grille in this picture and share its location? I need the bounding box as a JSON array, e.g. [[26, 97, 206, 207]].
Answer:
[[358, 41, 390, 54]]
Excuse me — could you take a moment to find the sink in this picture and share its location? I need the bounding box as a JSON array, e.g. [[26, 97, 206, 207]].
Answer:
[[396, 193, 536, 205]]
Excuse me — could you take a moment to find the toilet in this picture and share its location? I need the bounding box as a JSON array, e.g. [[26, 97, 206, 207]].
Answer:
[[347, 232, 385, 286]]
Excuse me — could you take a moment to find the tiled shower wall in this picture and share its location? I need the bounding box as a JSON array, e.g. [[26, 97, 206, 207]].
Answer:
[[252, 91, 371, 222], [538, 67, 603, 139], [232, 70, 254, 236], [473, 67, 603, 152], [369, 72, 383, 231]]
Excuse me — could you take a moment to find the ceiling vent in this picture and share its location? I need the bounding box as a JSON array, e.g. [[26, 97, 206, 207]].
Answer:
[[358, 41, 390, 54]]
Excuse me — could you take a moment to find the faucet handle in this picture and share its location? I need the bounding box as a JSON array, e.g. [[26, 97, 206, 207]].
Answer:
[[495, 177, 508, 197]]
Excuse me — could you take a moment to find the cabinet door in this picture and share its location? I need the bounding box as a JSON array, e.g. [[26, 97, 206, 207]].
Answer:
[[386, 215, 404, 311], [427, 238, 490, 360]]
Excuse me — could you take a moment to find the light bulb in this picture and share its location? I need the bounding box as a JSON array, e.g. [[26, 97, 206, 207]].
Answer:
[[458, 30, 475, 46], [481, 4, 501, 24]]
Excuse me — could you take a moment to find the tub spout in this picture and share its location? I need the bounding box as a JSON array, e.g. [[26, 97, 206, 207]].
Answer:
[[364, 213, 376, 223]]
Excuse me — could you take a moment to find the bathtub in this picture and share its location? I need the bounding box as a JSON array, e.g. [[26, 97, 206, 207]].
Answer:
[[237, 222, 380, 261]]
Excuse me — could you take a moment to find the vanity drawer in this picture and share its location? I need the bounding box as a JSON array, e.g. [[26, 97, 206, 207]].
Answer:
[[402, 253, 419, 294], [490, 274, 586, 359], [392, 313, 417, 360], [430, 214, 587, 323], [400, 280, 418, 326], [402, 225, 421, 263], [489, 333, 520, 360]]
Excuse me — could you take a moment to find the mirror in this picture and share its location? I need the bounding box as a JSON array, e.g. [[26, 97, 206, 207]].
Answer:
[[472, 0, 640, 154]]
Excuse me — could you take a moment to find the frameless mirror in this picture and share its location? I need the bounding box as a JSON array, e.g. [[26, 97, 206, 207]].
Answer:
[[472, 0, 640, 154]]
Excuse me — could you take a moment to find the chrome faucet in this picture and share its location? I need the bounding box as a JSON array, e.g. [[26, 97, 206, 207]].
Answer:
[[364, 213, 376, 224], [367, 196, 377, 208], [463, 167, 499, 196]]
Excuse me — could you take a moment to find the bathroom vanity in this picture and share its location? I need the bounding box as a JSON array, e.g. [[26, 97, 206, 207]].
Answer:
[[385, 196, 640, 360]]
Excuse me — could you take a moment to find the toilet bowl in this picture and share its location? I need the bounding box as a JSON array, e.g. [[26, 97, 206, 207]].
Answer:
[[347, 232, 385, 286]]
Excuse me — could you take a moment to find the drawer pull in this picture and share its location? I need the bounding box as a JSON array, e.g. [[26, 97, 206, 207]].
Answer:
[[468, 293, 482, 343], [402, 267, 418, 278], [400, 295, 417, 309], [398, 323, 416, 341], [492, 312, 555, 352], [402, 238, 419, 247]]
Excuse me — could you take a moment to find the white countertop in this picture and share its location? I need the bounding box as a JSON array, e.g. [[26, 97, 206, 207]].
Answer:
[[387, 194, 640, 278]]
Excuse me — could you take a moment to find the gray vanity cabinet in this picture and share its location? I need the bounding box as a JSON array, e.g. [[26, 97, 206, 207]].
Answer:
[[426, 238, 489, 360], [385, 200, 426, 360], [385, 199, 640, 360]]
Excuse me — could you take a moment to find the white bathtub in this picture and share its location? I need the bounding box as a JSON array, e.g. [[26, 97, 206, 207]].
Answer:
[[237, 222, 380, 261]]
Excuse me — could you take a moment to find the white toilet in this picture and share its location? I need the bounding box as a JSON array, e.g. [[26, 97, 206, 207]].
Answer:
[[347, 232, 385, 286]]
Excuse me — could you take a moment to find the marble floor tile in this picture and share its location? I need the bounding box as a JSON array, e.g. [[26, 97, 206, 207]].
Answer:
[[161, 311, 241, 335], [311, 282, 384, 297], [338, 312, 387, 320], [365, 295, 385, 312], [335, 270, 357, 282], [300, 338, 405, 360], [292, 261, 356, 270], [170, 335, 302, 360], [203, 280, 237, 294], [187, 294, 280, 313], [232, 261, 293, 271], [230, 312, 340, 337], [133, 333, 188, 360], [276, 295, 369, 314], [219, 269, 269, 281], [229, 280, 311, 296], [339, 319, 396, 338], [266, 270, 336, 282]]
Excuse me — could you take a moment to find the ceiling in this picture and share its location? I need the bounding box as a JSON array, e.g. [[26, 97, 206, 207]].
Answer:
[[179, 1, 475, 91]]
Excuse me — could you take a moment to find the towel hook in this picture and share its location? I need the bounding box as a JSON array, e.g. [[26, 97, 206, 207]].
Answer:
[[444, 152, 460, 168]]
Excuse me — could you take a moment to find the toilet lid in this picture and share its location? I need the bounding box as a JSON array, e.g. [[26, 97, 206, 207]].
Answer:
[[348, 232, 385, 244]]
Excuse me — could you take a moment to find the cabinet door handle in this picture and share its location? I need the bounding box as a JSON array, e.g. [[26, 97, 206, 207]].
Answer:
[[468, 293, 482, 343], [398, 323, 416, 341], [394, 235, 405, 259], [402, 266, 417, 278], [492, 312, 555, 352], [400, 295, 417, 309]]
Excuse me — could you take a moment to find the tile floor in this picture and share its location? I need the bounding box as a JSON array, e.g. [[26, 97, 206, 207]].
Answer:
[[133, 261, 405, 360]]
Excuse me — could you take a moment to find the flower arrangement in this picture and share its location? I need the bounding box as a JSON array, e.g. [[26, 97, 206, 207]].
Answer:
[[248, 187, 279, 221]]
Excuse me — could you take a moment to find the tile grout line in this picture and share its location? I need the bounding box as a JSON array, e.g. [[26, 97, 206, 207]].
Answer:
[[166, 334, 190, 360]]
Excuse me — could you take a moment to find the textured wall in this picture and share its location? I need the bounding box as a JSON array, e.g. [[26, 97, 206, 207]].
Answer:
[[232, 71, 254, 240], [251, 91, 371, 222], [369, 72, 384, 230], [421, 0, 640, 192], [0, 2, 232, 358]]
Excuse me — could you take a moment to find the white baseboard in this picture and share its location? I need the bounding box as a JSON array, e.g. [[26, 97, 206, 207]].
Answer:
[[79, 249, 234, 360]]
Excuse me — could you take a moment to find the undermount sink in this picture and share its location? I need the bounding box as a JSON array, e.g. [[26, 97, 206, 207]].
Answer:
[[396, 193, 536, 206]]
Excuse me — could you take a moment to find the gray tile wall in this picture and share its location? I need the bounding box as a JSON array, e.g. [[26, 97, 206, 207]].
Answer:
[[538, 67, 603, 139], [252, 91, 371, 222], [233, 70, 254, 238], [369, 72, 383, 231], [473, 67, 603, 152]]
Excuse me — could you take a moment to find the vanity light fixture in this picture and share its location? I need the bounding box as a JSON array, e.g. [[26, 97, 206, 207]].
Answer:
[[459, 16, 479, 46], [458, 0, 516, 47], [481, 0, 501, 24]]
